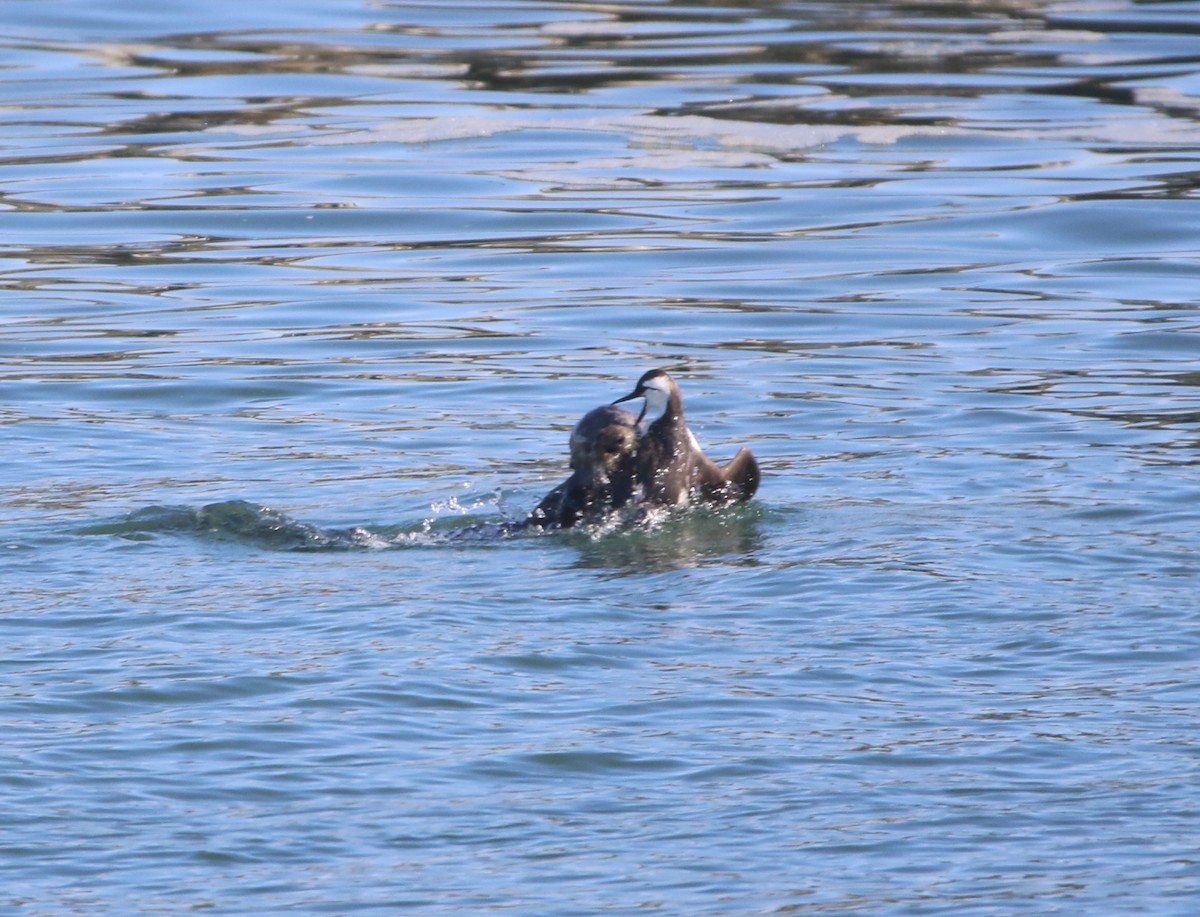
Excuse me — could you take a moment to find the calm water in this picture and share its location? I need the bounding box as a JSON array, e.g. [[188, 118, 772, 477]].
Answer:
[[3, 0, 1200, 913]]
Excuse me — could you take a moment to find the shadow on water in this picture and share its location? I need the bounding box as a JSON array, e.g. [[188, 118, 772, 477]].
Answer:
[[74, 499, 768, 566]]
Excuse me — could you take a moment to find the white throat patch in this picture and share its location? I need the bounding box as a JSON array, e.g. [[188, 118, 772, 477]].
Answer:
[[640, 377, 671, 425]]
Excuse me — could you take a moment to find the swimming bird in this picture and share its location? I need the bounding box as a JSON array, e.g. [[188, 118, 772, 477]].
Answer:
[[613, 368, 759, 507], [524, 404, 640, 529]]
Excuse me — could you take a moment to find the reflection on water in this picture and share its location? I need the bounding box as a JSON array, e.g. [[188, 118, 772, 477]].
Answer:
[[3, 1, 1200, 914], [568, 503, 769, 573]]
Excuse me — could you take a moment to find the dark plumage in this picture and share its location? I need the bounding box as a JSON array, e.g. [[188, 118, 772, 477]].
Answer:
[[524, 404, 640, 529], [613, 369, 759, 507]]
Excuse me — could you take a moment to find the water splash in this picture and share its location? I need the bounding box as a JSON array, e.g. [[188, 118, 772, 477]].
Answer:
[[75, 496, 541, 549]]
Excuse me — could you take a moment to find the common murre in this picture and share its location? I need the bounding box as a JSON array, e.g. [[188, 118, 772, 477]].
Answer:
[[613, 368, 759, 507]]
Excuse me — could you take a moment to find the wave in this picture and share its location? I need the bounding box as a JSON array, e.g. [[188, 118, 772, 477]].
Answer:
[[73, 497, 766, 558]]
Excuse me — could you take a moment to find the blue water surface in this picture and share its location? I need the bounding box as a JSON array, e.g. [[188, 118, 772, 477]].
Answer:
[[2, 0, 1199, 914]]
